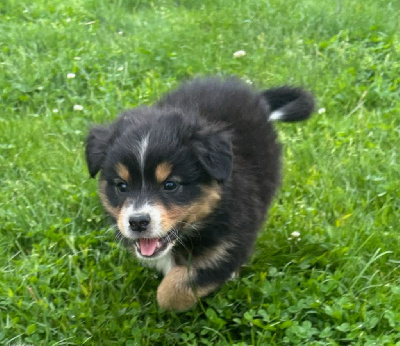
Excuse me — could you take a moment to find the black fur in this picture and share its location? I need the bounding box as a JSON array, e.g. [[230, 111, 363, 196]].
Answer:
[[86, 77, 314, 309], [85, 125, 114, 177]]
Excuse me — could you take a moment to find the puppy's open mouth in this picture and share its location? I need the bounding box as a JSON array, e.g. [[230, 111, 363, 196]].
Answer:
[[134, 231, 177, 258]]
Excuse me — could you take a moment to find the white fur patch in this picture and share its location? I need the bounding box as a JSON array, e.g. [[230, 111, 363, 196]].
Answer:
[[152, 252, 175, 275], [138, 133, 150, 189], [137, 244, 175, 275], [269, 109, 285, 121]]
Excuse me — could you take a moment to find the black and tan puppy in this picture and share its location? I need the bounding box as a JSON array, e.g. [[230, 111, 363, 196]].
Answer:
[[85, 77, 314, 311]]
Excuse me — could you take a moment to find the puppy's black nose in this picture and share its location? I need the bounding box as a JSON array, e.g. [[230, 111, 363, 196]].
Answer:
[[129, 214, 151, 232]]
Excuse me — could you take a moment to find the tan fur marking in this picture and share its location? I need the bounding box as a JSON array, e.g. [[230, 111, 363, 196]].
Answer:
[[158, 182, 222, 231], [157, 266, 218, 311], [155, 161, 173, 183], [116, 162, 130, 182], [117, 206, 126, 235], [99, 180, 120, 218], [185, 183, 222, 224], [117, 200, 133, 236]]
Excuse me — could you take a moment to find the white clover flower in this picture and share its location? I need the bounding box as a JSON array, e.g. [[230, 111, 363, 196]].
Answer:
[[73, 105, 83, 111], [74, 57, 81, 61], [318, 107, 326, 114], [52, 109, 59, 113], [233, 50, 246, 58], [67, 73, 76, 79], [117, 66, 124, 71], [118, 31, 123, 35], [66, 18, 71, 23], [291, 231, 301, 238]]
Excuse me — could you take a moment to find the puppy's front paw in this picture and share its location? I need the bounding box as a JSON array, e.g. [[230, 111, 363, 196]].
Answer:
[[157, 266, 197, 311]]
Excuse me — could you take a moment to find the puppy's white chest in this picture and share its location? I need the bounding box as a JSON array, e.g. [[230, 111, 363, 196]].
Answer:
[[142, 252, 175, 276]]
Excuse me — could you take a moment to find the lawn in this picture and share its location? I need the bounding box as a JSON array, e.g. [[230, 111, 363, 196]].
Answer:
[[1, 0, 400, 344]]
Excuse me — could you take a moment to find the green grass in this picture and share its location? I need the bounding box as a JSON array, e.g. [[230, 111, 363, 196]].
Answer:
[[1, 0, 400, 344]]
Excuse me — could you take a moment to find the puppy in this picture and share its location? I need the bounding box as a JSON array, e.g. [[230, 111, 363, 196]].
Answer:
[[85, 77, 314, 311]]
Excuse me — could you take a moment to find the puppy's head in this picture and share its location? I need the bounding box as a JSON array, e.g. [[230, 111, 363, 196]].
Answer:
[[86, 110, 232, 261]]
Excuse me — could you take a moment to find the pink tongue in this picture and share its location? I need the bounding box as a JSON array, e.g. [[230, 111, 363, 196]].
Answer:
[[139, 238, 159, 256]]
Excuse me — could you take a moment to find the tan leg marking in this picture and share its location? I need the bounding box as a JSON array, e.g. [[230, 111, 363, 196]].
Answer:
[[157, 266, 217, 311], [155, 161, 173, 183]]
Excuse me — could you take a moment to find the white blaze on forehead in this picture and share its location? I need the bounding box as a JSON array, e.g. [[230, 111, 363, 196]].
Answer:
[[138, 133, 150, 189]]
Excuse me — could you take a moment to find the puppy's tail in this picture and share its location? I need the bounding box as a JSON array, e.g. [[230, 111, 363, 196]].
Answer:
[[262, 87, 315, 122]]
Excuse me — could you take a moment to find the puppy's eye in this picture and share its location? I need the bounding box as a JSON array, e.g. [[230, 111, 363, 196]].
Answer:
[[116, 181, 127, 192], [163, 181, 178, 191]]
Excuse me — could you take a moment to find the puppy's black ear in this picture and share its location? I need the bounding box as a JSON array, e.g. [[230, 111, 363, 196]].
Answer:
[[263, 87, 315, 122], [192, 128, 233, 181], [85, 125, 113, 177]]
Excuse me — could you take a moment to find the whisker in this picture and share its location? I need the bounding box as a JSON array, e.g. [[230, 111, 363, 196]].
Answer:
[[170, 228, 189, 252], [177, 220, 201, 237], [114, 232, 127, 247]]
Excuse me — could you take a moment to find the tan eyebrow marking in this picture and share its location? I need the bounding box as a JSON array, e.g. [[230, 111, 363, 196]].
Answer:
[[116, 163, 130, 182], [155, 161, 173, 183]]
